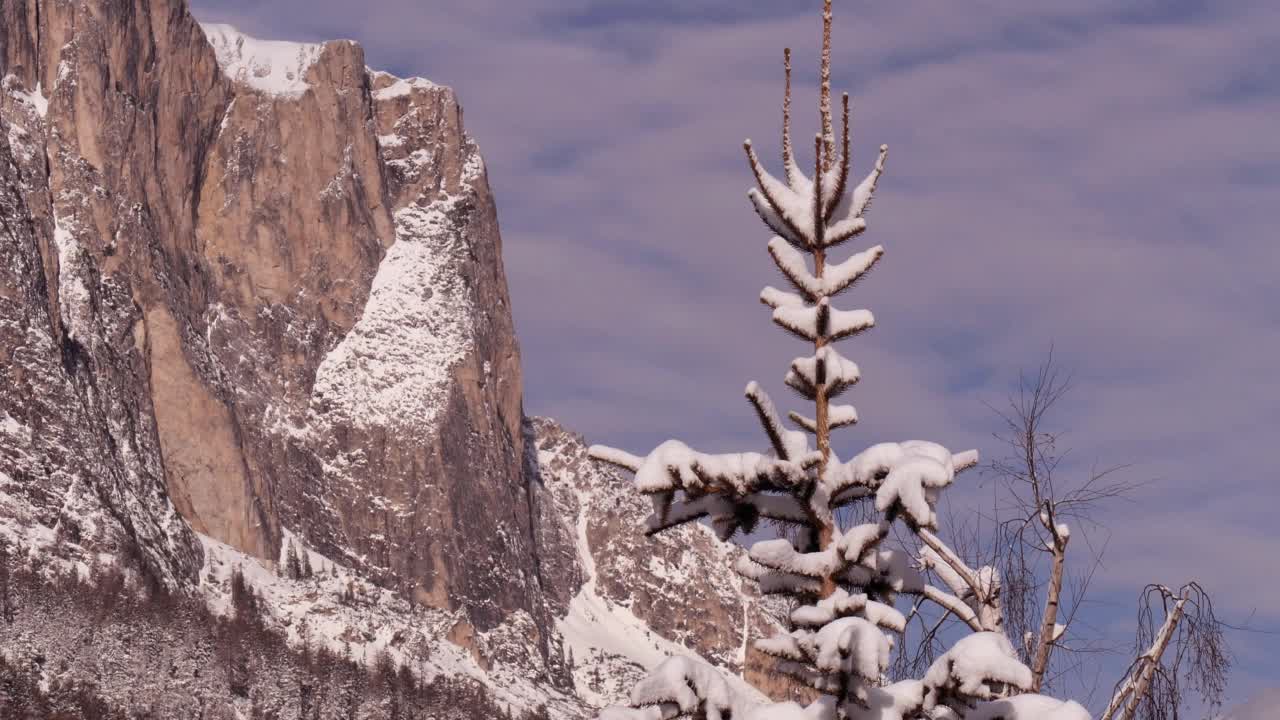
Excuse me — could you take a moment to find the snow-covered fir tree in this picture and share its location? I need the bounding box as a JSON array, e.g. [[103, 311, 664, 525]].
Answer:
[[586, 3, 1091, 719]]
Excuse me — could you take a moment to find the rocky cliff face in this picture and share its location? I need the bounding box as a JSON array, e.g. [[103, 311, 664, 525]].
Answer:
[[0, 1, 785, 716], [528, 418, 794, 707]]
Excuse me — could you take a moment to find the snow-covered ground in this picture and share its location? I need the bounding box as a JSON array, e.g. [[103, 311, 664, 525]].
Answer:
[[197, 531, 586, 717]]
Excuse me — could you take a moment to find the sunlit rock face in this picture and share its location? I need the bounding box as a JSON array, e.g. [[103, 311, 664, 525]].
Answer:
[[0, 1, 787, 716]]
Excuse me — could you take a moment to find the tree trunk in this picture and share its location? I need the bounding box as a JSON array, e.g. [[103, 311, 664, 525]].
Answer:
[[1030, 536, 1067, 691], [1101, 591, 1188, 720]]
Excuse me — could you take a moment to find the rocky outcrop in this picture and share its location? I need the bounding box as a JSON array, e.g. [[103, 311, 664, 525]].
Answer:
[[1, 0, 219, 590], [528, 417, 795, 706], [1, 1, 793, 716], [1, 0, 536, 627]]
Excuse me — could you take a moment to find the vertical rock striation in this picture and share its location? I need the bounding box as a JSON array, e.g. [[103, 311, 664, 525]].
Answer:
[[2, 0, 537, 623]]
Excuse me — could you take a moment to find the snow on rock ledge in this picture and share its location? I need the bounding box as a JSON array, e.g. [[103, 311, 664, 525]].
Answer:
[[371, 70, 438, 100], [201, 23, 327, 98]]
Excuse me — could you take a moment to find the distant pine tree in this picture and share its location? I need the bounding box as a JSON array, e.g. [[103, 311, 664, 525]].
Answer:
[[0, 541, 13, 624], [285, 540, 302, 580]]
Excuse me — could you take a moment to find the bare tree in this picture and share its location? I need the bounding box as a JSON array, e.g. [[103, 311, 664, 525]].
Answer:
[[1102, 583, 1229, 720], [957, 353, 1230, 717], [981, 353, 1142, 693]]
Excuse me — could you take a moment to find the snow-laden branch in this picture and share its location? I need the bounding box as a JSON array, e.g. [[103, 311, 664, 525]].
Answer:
[[760, 285, 805, 310], [790, 404, 857, 434], [744, 381, 810, 461], [772, 298, 874, 343], [589, 445, 643, 473], [745, 140, 813, 248], [916, 528, 1006, 632], [788, 346, 861, 400], [766, 238, 884, 301], [916, 530, 978, 589], [921, 583, 983, 632], [750, 539, 841, 579]]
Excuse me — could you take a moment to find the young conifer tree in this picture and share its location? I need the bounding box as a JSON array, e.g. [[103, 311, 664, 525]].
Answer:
[[588, 3, 1091, 719]]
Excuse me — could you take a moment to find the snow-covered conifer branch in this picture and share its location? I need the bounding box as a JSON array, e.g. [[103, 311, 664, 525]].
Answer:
[[642, 495, 737, 535], [822, 94, 852, 221], [827, 307, 876, 341], [823, 215, 868, 250], [920, 583, 984, 633], [791, 588, 870, 628], [823, 244, 884, 297], [812, 134, 828, 249], [922, 633, 1033, 713], [791, 347, 861, 398], [745, 141, 811, 247], [782, 48, 795, 186], [767, 237, 822, 300], [916, 529, 982, 600], [772, 298, 830, 341], [759, 571, 826, 597], [850, 145, 889, 223], [790, 404, 857, 434], [760, 286, 805, 310], [750, 539, 840, 579], [756, 631, 807, 662], [766, 238, 884, 301], [745, 381, 807, 460], [819, 0, 835, 164], [650, 492, 813, 541], [952, 449, 980, 474], [588, 445, 643, 472], [749, 188, 806, 247], [836, 521, 888, 562], [967, 695, 1090, 720], [784, 368, 819, 400]]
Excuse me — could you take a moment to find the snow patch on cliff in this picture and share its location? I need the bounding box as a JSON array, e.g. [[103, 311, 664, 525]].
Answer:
[[311, 194, 473, 434], [6, 80, 48, 117], [373, 75, 437, 100], [201, 23, 324, 98], [53, 216, 92, 343]]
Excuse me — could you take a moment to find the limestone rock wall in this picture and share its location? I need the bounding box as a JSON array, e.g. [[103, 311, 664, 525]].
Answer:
[[0, 1, 535, 635], [0, 2, 795, 715]]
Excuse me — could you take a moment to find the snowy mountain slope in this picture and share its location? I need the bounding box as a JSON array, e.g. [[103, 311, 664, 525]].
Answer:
[[530, 418, 795, 708], [196, 532, 587, 717]]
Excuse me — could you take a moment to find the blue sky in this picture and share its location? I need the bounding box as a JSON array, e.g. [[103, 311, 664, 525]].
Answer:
[[194, 0, 1279, 711]]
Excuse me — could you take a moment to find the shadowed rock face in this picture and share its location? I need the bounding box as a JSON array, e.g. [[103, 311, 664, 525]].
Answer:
[[1, 0, 229, 588]]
